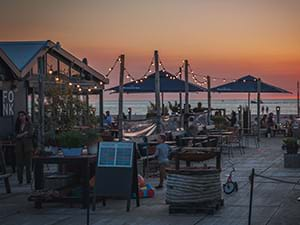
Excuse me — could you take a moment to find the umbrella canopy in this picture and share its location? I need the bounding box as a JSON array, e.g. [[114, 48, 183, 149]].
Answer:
[[211, 75, 291, 93], [106, 70, 207, 93]]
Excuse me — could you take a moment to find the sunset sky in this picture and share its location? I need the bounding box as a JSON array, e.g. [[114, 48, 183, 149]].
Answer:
[[0, 0, 299, 100]]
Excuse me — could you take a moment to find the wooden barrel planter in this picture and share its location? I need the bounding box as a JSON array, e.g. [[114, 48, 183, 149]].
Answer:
[[166, 168, 223, 214]]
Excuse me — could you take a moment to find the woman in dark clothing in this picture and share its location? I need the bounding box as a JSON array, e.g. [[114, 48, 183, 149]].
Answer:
[[229, 111, 237, 127], [15, 111, 33, 184]]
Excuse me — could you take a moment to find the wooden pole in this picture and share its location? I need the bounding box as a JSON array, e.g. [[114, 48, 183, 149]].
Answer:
[[99, 89, 104, 128], [86, 94, 89, 125], [297, 81, 299, 118], [179, 67, 183, 128], [184, 60, 189, 129], [207, 75, 211, 125], [248, 168, 255, 225], [161, 92, 164, 115], [37, 56, 46, 151], [57, 59, 60, 75], [248, 92, 251, 132], [154, 50, 161, 133], [31, 88, 35, 123], [118, 54, 125, 141], [257, 78, 261, 143]]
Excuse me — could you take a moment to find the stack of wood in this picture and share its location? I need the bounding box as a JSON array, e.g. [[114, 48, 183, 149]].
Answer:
[[167, 168, 223, 214]]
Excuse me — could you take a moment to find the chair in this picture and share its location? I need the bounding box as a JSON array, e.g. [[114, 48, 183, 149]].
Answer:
[[0, 145, 12, 193], [222, 129, 244, 158]]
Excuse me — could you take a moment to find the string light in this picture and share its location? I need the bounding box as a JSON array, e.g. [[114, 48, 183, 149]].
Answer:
[[68, 82, 72, 86], [49, 65, 53, 75], [105, 56, 121, 77]]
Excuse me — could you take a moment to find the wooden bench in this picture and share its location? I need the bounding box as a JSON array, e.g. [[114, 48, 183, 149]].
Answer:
[[0, 145, 12, 193]]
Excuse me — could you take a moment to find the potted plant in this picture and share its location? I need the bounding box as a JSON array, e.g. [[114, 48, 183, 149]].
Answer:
[[84, 129, 102, 154], [56, 130, 87, 156], [283, 137, 299, 154]]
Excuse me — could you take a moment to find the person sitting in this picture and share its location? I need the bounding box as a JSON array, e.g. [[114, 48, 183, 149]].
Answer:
[[104, 111, 113, 127], [228, 110, 237, 127], [193, 102, 204, 113], [260, 115, 267, 128]]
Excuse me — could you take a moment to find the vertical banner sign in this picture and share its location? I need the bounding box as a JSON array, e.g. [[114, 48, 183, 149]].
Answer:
[[0, 90, 15, 117]]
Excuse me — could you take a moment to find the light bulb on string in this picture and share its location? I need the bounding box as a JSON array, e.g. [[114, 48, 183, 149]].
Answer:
[[243, 79, 246, 83], [68, 82, 72, 86], [55, 77, 59, 82], [77, 84, 80, 88], [223, 79, 226, 82], [88, 88, 91, 92], [94, 85, 97, 89], [49, 65, 53, 75], [78, 88, 82, 92]]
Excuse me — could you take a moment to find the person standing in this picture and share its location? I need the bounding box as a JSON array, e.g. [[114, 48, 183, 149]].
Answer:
[[154, 134, 171, 189], [15, 111, 33, 184], [229, 110, 237, 127]]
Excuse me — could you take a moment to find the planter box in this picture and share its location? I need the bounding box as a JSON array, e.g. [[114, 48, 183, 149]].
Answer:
[[284, 153, 300, 168], [62, 147, 82, 156]]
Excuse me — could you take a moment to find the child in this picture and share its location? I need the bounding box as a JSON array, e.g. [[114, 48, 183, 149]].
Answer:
[[154, 134, 171, 189]]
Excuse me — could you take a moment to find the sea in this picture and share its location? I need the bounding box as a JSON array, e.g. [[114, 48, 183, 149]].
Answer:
[[89, 97, 299, 116]]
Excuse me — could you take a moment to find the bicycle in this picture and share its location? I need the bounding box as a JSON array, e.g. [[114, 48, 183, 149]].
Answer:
[[223, 162, 238, 194]]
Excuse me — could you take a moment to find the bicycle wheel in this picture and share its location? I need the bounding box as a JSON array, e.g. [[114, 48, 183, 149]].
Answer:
[[223, 182, 235, 194]]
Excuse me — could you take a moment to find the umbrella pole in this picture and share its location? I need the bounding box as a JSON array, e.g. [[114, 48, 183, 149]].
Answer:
[[154, 50, 161, 133], [248, 92, 251, 132], [118, 54, 125, 141], [184, 60, 189, 130], [179, 67, 183, 128], [257, 78, 261, 143], [207, 75, 211, 125]]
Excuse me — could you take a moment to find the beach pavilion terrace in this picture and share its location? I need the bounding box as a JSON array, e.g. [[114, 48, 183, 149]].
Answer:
[[0, 40, 109, 139]]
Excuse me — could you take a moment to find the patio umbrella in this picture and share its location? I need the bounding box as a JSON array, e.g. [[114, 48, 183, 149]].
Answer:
[[107, 70, 206, 114], [106, 70, 207, 93], [211, 75, 291, 140]]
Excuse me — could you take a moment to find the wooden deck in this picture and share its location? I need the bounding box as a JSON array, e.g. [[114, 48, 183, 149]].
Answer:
[[1, 137, 300, 225]]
